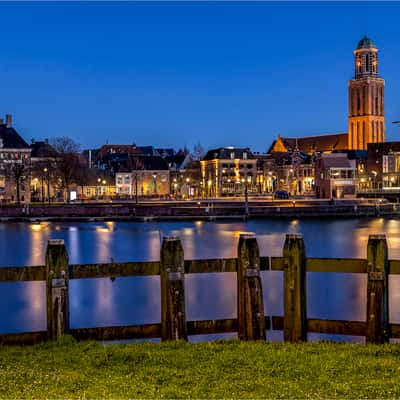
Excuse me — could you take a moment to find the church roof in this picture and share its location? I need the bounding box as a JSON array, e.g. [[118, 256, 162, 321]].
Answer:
[[357, 36, 376, 49], [268, 133, 348, 154]]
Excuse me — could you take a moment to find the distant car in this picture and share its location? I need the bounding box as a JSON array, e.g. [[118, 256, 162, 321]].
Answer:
[[274, 190, 289, 200]]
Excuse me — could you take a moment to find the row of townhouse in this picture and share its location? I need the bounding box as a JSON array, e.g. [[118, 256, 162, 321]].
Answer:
[[2, 110, 399, 203]]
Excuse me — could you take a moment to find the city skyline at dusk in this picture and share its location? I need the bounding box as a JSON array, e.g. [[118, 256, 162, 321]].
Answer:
[[0, 2, 399, 151]]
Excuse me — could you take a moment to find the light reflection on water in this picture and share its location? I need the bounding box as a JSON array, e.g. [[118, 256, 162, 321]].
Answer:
[[1, 218, 400, 341]]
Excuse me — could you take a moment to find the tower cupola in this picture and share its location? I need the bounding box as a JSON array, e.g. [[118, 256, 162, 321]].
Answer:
[[354, 36, 378, 78]]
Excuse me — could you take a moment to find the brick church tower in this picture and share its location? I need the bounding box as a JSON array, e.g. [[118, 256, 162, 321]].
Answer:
[[348, 36, 385, 150]]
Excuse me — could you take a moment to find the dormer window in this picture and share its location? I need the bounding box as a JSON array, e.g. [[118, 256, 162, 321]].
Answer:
[[243, 152, 247, 160], [230, 152, 234, 159]]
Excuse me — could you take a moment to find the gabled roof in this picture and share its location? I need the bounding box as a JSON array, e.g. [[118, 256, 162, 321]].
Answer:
[[127, 155, 169, 171], [156, 148, 175, 158], [268, 133, 348, 154], [165, 151, 190, 170], [97, 144, 141, 160], [318, 153, 353, 169], [266, 151, 312, 166], [203, 147, 254, 161], [0, 123, 30, 149], [30, 140, 58, 158], [137, 146, 160, 156]]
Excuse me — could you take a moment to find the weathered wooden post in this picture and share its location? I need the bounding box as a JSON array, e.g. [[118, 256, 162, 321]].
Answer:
[[237, 233, 266, 341], [45, 239, 69, 340], [366, 234, 389, 344], [283, 233, 307, 342], [160, 237, 187, 341]]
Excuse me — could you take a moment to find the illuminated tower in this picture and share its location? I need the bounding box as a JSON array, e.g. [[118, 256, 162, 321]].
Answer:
[[348, 36, 385, 150]]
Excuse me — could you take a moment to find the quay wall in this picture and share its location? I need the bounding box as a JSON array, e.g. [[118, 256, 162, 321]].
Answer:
[[0, 200, 397, 221]]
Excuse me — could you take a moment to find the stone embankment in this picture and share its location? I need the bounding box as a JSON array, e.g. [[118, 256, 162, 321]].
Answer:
[[0, 199, 397, 221]]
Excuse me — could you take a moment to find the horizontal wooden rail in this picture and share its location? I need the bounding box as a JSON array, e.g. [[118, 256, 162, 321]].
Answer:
[[69, 261, 160, 279], [306, 258, 368, 273], [389, 260, 400, 274], [70, 323, 161, 341], [0, 265, 46, 282], [184, 258, 237, 274], [0, 331, 47, 345], [2, 318, 400, 345], [2, 256, 400, 283]]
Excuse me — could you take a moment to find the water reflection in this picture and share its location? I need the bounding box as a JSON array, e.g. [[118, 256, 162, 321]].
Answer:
[[1, 217, 400, 337]]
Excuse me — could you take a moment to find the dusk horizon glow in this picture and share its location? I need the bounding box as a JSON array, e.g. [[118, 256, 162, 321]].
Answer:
[[0, 1, 399, 151]]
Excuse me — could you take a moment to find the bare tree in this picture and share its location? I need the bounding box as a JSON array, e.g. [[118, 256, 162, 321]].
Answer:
[[127, 155, 144, 203], [50, 137, 81, 202], [7, 162, 29, 204]]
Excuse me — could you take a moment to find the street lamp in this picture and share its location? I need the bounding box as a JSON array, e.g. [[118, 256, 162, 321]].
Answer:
[[43, 168, 49, 204], [152, 173, 157, 195], [97, 178, 101, 200], [102, 180, 106, 198], [186, 177, 190, 198], [371, 170, 378, 203]]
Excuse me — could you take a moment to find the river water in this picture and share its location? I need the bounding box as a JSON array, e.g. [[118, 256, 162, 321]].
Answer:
[[1, 218, 400, 342]]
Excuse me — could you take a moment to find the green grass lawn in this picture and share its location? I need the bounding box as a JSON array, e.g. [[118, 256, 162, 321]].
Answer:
[[1, 337, 400, 399]]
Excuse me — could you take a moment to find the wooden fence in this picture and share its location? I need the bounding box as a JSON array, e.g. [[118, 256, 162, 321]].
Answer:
[[0, 233, 399, 345]]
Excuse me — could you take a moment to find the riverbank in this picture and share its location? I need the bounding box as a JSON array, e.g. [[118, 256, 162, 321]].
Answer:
[[0, 199, 398, 221], [1, 338, 400, 398]]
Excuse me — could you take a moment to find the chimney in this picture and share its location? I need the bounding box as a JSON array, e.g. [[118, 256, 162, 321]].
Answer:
[[44, 138, 48, 144], [6, 114, 12, 128], [31, 138, 35, 144]]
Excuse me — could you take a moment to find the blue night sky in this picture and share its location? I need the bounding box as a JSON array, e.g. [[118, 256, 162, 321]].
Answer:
[[0, 1, 399, 152]]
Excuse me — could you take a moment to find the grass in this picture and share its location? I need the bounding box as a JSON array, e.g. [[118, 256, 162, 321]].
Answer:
[[1, 337, 400, 399]]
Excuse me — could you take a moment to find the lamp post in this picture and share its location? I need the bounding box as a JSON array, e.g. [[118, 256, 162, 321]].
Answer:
[[41, 174, 45, 204], [102, 179, 106, 199], [186, 177, 190, 198], [371, 170, 377, 204], [152, 173, 157, 196], [44, 168, 51, 204], [241, 176, 251, 216], [135, 173, 139, 204], [42, 168, 50, 204], [97, 178, 101, 201]]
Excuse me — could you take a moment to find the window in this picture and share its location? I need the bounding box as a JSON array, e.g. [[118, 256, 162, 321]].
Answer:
[[243, 152, 247, 160], [230, 152, 234, 159], [124, 176, 130, 184], [247, 165, 253, 169]]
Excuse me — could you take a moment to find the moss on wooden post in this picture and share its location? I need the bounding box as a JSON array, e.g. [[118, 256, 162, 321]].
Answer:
[[45, 239, 69, 340], [366, 234, 389, 344], [283, 234, 307, 342], [237, 233, 265, 341], [160, 237, 187, 341]]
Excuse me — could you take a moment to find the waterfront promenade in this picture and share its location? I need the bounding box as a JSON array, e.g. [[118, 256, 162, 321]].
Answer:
[[0, 198, 397, 221]]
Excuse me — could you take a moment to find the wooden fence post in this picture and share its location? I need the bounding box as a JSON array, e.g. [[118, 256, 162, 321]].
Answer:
[[45, 239, 69, 340], [237, 233, 265, 341], [366, 234, 389, 344], [283, 234, 307, 342], [160, 237, 187, 341]]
